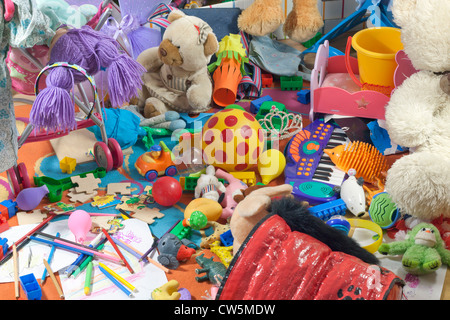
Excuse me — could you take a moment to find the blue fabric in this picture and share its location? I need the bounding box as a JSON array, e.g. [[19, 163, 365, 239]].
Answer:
[[87, 107, 147, 149], [248, 35, 303, 77]]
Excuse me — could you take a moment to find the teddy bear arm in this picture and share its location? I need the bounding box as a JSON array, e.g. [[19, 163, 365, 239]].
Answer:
[[385, 73, 443, 147], [186, 72, 213, 110], [136, 47, 164, 73]]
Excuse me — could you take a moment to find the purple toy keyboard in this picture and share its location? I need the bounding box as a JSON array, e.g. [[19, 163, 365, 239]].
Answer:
[[284, 120, 349, 204]]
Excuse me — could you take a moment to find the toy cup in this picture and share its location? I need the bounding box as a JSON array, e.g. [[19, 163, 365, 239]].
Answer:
[[212, 57, 243, 107], [68, 210, 92, 244]]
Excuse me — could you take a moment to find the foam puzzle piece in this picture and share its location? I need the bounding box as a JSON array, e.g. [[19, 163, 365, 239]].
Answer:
[[116, 196, 164, 224], [67, 188, 98, 203], [107, 183, 132, 195], [71, 173, 101, 194], [130, 208, 164, 225], [17, 210, 47, 225]]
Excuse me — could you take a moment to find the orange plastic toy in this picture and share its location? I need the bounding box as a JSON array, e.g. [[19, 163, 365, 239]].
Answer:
[[324, 141, 387, 184], [135, 142, 177, 181]]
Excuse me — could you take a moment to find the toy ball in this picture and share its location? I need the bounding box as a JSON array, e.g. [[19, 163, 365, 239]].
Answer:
[[186, 210, 208, 230], [152, 177, 182, 207], [369, 192, 400, 229], [202, 106, 265, 172], [183, 198, 222, 229], [68, 210, 92, 244]]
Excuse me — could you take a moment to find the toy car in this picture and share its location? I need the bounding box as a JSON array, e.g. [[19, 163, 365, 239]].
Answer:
[[135, 142, 177, 181]]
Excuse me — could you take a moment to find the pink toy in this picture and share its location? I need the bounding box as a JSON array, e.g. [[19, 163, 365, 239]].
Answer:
[[15, 185, 49, 211], [309, 40, 390, 122], [215, 169, 248, 219], [68, 210, 92, 244]]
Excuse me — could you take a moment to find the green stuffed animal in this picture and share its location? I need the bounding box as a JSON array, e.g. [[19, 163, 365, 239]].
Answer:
[[378, 223, 450, 275]]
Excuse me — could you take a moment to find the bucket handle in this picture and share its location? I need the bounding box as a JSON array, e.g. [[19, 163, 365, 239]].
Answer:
[[345, 36, 363, 88]]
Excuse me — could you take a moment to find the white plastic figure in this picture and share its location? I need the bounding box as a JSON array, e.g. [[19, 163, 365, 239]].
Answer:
[[194, 165, 226, 202]]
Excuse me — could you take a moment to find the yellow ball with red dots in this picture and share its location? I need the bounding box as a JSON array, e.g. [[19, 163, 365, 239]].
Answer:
[[202, 106, 265, 172]]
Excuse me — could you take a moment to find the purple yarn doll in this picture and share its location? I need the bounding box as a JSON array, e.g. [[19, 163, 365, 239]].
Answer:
[[29, 25, 146, 132]]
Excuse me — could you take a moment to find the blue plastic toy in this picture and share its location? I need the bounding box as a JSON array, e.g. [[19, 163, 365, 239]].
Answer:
[[0, 237, 7, 259], [309, 198, 347, 221], [219, 229, 234, 247], [250, 95, 273, 114], [297, 89, 311, 104], [326, 215, 351, 235], [20, 273, 42, 300]]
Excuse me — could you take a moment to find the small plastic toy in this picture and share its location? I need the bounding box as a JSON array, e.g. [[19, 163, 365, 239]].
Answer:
[[59, 156, 77, 174], [368, 192, 400, 229], [68, 210, 92, 244], [199, 221, 230, 249], [229, 171, 256, 186], [0, 237, 7, 260], [326, 215, 351, 235], [250, 95, 273, 114], [379, 223, 450, 275], [280, 76, 303, 91], [20, 273, 42, 300], [33, 167, 107, 203], [0, 199, 17, 220], [309, 198, 347, 221], [183, 198, 223, 230], [152, 177, 182, 207], [15, 185, 49, 211], [261, 73, 273, 88], [135, 141, 177, 181], [202, 106, 265, 173], [151, 280, 181, 300], [210, 241, 233, 268], [297, 89, 311, 104], [195, 253, 227, 286], [194, 165, 227, 202], [257, 149, 286, 185], [334, 169, 366, 217], [215, 168, 248, 219], [324, 141, 388, 185], [219, 229, 234, 247], [157, 233, 198, 269]]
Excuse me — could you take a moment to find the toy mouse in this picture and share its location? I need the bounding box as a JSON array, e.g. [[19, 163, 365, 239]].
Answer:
[[157, 233, 198, 269], [334, 169, 366, 217], [379, 223, 450, 275]]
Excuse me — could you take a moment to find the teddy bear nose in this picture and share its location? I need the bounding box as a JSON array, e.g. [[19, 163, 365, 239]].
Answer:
[[159, 48, 167, 57]]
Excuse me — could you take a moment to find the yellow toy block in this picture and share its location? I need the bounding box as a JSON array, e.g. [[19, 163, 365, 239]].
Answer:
[[60, 157, 77, 174], [229, 171, 256, 186]]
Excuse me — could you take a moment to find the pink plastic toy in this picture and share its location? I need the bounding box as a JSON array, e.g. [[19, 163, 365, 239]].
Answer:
[[68, 210, 92, 244], [215, 169, 248, 219], [309, 40, 390, 122], [15, 185, 49, 211]]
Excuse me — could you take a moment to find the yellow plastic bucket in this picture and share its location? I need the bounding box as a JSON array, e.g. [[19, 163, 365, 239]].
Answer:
[[351, 27, 403, 93]]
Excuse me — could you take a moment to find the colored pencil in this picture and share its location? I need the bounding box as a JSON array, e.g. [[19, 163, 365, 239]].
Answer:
[[98, 262, 136, 292], [113, 237, 169, 273], [41, 232, 60, 284], [98, 265, 134, 298], [64, 232, 104, 275], [0, 215, 55, 266], [71, 242, 106, 278], [36, 232, 102, 252], [12, 244, 19, 299], [43, 258, 64, 299], [84, 261, 93, 295], [29, 236, 123, 264], [139, 220, 180, 262], [52, 238, 123, 264], [102, 228, 134, 274]]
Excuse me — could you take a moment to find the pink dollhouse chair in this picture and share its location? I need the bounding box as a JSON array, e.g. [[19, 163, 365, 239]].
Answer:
[[309, 39, 418, 122]]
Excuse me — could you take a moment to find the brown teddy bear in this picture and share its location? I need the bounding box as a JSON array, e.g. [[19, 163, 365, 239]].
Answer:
[[135, 10, 219, 118], [237, 0, 323, 43]]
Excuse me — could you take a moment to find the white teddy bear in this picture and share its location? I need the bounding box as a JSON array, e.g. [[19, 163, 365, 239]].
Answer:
[[384, 0, 450, 221], [195, 165, 226, 202]]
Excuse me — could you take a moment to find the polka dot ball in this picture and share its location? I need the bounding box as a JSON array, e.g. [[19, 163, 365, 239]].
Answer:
[[202, 107, 265, 172]]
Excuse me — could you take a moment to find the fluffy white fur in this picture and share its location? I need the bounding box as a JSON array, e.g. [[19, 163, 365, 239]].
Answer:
[[384, 0, 450, 220]]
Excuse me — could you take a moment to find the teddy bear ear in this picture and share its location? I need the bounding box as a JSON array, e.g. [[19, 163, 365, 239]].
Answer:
[[392, 0, 417, 27], [168, 10, 185, 23], [203, 33, 219, 57]]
